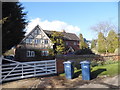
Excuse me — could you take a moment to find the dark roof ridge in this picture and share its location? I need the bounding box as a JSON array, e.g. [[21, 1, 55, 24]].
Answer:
[[43, 30, 79, 41], [43, 30, 77, 35]]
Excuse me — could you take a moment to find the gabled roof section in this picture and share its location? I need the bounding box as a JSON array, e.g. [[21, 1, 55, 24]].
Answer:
[[21, 25, 40, 41], [20, 25, 52, 43], [43, 30, 80, 41], [21, 25, 80, 43]]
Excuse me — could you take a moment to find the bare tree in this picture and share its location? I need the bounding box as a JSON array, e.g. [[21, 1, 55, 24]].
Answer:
[[91, 21, 116, 37], [91, 21, 117, 54]]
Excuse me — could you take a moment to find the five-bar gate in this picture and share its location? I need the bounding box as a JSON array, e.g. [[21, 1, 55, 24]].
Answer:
[[1, 58, 57, 82]]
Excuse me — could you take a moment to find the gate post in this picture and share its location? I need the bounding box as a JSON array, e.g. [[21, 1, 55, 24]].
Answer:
[[22, 64, 23, 78], [0, 55, 3, 84]]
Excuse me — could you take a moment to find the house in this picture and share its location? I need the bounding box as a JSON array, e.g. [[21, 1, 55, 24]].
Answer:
[[15, 25, 80, 61], [84, 38, 92, 48]]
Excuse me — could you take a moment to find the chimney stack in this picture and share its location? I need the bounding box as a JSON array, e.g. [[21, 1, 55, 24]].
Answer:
[[62, 29, 66, 33]]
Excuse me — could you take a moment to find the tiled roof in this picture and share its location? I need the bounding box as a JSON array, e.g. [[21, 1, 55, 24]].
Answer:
[[43, 30, 79, 41]]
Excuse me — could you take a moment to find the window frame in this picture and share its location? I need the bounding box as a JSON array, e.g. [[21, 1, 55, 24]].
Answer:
[[26, 51, 35, 57], [66, 42, 68, 45], [74, 42, 77, 45], [41, 50, 49, 56], [44, 39, 48, 44]]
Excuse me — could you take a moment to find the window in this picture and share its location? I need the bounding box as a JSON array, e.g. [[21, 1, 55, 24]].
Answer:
[[26, 39, 33, 44], [26, 39, 30, 44], [66, 42, 68, 45], [42, 51, 49, 56], [38, 30, 41, 34], [34, 39, 41, 44], [44, 39, 48, 44], [26, 51, 35, 57], [29, 39, 33, 44], [74, 42, 77, 45], [35, 39, 37, 44], [34, 30, 38, 35]]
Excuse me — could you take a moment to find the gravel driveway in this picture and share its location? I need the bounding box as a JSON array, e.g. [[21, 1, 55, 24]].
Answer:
[[0, 75, 119, 88]]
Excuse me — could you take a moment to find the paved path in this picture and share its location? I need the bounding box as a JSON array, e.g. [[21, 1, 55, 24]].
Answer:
[[76, 75, 120, 88]]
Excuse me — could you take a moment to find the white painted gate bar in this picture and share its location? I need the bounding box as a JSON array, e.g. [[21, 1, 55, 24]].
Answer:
[[1, 58, 57, 82]]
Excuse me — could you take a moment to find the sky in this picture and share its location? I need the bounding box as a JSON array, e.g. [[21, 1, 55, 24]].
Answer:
[[21, 2, 118, 40]]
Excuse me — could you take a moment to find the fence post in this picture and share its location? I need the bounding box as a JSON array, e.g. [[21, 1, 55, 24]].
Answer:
[[45, 62, 47, 73], [0, 56, 3, 84], [34, 63, 36, 76], [22, 64, 23, 78], [55, 59, 57, 74]]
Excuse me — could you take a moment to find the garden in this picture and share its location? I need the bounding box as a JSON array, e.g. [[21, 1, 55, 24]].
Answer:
[[1, 58, 119, 88], [60, 59, 119, 79]]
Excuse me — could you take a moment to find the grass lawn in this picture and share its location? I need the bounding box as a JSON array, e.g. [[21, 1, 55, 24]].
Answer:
[[91, 62, 119, 78], [60, 61, 119, 79]]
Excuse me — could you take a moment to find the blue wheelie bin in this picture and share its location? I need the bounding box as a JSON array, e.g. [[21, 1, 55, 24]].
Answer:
[[63, 61, 74, 79], [80, 60, 90, 80]]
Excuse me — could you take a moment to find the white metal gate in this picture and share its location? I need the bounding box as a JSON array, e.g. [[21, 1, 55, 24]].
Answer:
[[1, 58, 57, 82]]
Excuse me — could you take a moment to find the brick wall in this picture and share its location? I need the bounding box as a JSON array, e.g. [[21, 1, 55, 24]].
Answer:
[[56, 59, 64, 74], [56, 54, 120, 69]]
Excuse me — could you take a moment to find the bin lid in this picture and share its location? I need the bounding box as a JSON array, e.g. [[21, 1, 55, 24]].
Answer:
[[63, 61, 74, 64], [80, 60, 90, 64]]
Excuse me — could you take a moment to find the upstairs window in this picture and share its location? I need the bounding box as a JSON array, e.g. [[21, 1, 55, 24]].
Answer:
[[66, 42, 68, 45], [26, 51, 35, 57], [74, 42, 77, 45], [44, 39, 48, 44], [29, 39, 33, 43], [34, 30, 38, 35], [38, 30, 41, 34], [26, 39, 30, 44], [26, 39, 33, 44], [35, 39, 41, 44]]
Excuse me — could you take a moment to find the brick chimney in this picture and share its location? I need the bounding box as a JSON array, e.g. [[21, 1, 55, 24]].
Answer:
[[62, 29, 66, 33]]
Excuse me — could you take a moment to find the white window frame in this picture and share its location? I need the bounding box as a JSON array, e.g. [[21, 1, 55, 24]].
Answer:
[[44, 39, 48, 44], [74, 42, 77, 45], [66, 42, 68, 45], [26, 51, 35, 57], [42, 51, 49, 56], [35, 39, 41, 44], [34, 30, 38, 35]]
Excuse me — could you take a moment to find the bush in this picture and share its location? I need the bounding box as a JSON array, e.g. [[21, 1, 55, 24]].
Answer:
[[75, 48, 95, 55], [114, 48, 120, 55], [48, 49, 55, 56], [91, 60, 98, 67], [103, 60, 118, 65]]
